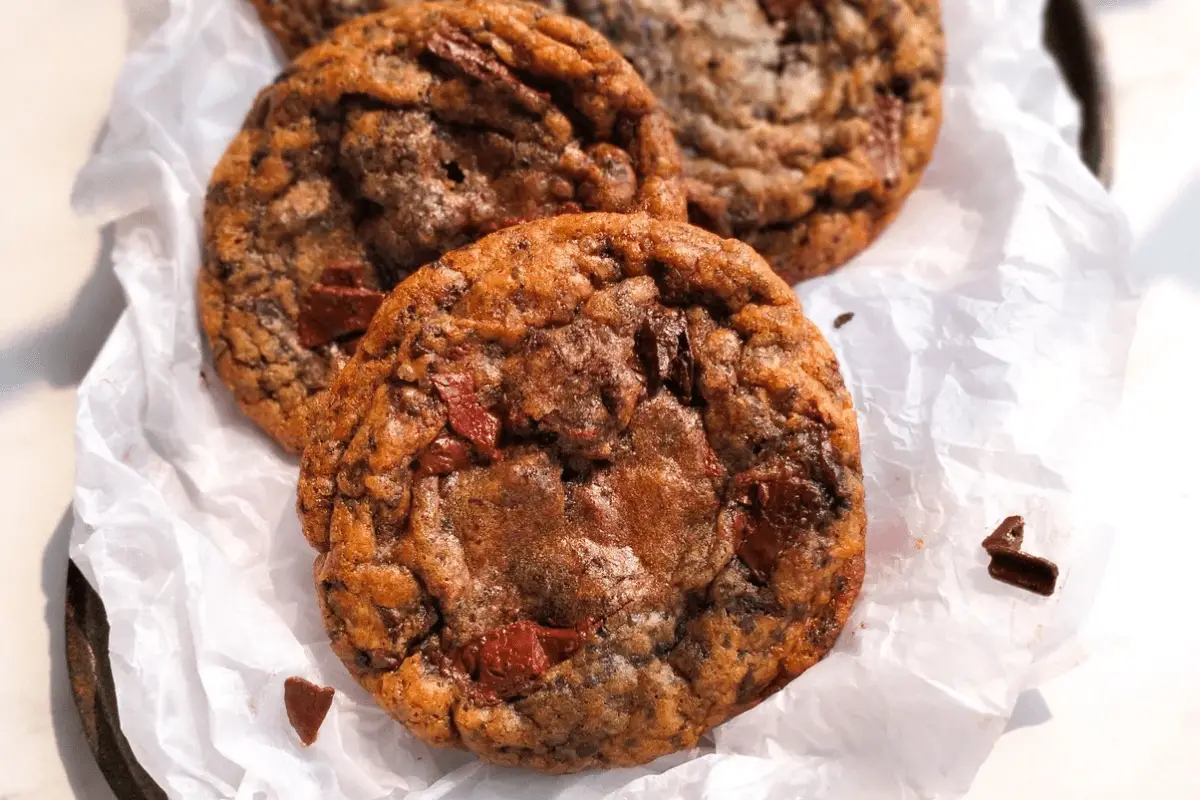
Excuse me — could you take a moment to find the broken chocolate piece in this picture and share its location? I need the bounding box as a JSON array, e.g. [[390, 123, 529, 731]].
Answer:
[[283, 677, 335, 746], [987, 550, 1058, 597], [833, 312, 854, 329], [635, 312, 693, 401], [866, 94, 904, 188], [426, 28, 550, 116], [431, 373, 501, 457], [416, 432, 474, 477], [982, 515, 1025, 555], [319, 261, 368, 287], [450, 620, 586, 698], [298, 284, 385, 349]]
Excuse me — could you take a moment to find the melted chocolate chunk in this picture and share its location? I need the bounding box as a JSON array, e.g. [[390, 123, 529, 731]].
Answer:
[[298, 284, 385, 349], [866, 94, 904, 188], [283, 677, 335, 746], [416, 432, 474, 477], [319, 261, 369, 287], [636, 311, 694, 401], [982, 515, 1025, 555], [987, 550, 1058, 597], [426, 27, 550, 116], [732, 460, 832, 582], [450, 620, 587, 698], [431, 373, 501, 457]]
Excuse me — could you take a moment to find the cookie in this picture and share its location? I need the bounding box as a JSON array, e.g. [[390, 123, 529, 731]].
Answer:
[[246, 0, 944, 283], [248, 0, 389, 57], [200, 1, 686, 451], [558, 0, 945, 282], [297, 213, 866, 772]]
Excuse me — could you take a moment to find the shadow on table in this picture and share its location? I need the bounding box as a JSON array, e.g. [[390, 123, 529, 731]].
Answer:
[[1005, 689, 1054, 733], [43, 507, 119, 800], [0, 222, 122, 410]]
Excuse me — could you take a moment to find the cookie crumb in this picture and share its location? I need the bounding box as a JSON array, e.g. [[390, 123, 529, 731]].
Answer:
[[284, 677, 335, 746], [914, 537, 924, 550], [833, 312, 855, 329]]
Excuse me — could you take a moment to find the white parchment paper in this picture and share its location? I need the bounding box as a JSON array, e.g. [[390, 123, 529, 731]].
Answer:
[[69, 0, 1137, 797]]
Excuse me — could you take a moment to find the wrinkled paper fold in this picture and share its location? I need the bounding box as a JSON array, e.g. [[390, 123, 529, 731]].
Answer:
[[70, 0, 1136, 797]]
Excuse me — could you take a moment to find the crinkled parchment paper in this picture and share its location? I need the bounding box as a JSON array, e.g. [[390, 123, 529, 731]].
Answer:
[[69, 0, 1136, 797]]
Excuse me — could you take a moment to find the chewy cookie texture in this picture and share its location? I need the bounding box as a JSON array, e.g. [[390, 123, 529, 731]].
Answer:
[[298, 214, 866, 772], [247, 0, 945, 283], [199, 0, 685, 450]]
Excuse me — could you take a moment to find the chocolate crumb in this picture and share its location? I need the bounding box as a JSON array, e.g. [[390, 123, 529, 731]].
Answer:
[[982, 515, 1025, 554], [284, 677, 334, 746], [833, 312, 854, 329], [987, 550, 1059, 597]]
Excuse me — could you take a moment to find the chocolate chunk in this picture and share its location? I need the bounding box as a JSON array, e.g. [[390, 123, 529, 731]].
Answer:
[[416, 432, 474, 477], [833, 312, 854, 329], [450, 620, 586, 698], [987, 550, 1058, 597], [298, 284, 385, 349], [318, 261, 368, 288], [431, 373, 500, 457], [866, 94, 904, 188], [283, 677, 334, 746], [354, 649, 401, 671], [732, 463, 829, 582], [982, 515, 1025, 555], [425, 28, 550, 116], [636, 312, 694, 401]]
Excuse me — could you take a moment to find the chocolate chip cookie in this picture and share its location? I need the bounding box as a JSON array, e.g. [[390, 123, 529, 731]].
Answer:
[[246, 0, 944, 283], [297, 213, 866, 772], [562, 0, 944, 282], [200, 1, 686, 451]]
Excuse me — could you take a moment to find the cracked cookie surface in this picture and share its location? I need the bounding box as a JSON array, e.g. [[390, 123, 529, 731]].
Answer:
[[200, 1, 685, 450], [248, 0, 943, 284], [297, 213, 865, 772]]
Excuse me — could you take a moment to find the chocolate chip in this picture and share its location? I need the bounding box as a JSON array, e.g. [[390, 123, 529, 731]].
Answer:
[[431, 373, 500, 457], [866, 93, 903, 188], [987, 550, 1058, 596], [425, 27, 550, 116], [297, 284, 385, 349], [982, 515, 1025, 555], [283, 677, 334, 747], [832, 311, 854, 329]]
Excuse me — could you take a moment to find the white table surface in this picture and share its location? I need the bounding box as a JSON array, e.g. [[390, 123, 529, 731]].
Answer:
[[3, 1, 1198, 797]]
